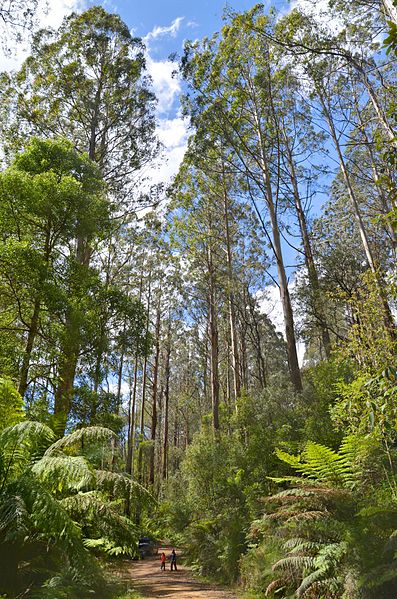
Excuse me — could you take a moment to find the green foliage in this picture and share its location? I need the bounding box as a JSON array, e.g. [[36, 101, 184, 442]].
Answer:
[[0, 422, 146, 596], [384, 18, 397, 55], [300, 359, 352, 447], [332, 368, 397, 443], [338, 271, 397, 372], [245, 435, 397, 598], [0, 377, 24, 430], [166, 427, 249, 582]]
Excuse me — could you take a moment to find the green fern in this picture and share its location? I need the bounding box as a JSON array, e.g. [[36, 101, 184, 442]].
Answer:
[[32, 455, 95, 493], [0, 421, 140, 596], [45, 425, 116, 456], [261, 434, 391, 598]]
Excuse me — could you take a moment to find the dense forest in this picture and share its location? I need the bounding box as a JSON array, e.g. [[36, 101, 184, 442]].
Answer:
[[1, 0, 397, 597]]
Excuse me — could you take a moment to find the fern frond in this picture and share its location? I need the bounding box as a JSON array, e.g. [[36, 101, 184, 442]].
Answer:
[[32, 455, 95, 493], [296, 567, 329, 598], [95, 469, 155, 503], [0, 493, 29, 540], [0, 421, 54, 465], [272, 555, 314, 573], [301, 442, 347, 485], [265, 579, 285, 596], [61, 492, 138, 558], [275, 448, 302, 468], [286, 510, 329, 523], [284, 537, 323, 554], [83, 537, 133, 556], [0, 421, 54, 447], [45, 426, 116, 456]]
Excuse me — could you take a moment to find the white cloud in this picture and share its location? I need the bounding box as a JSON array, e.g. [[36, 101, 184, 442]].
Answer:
[[39, 0, 86, 29], [146, 56, 181, 115], [144, 17, 184, 45], [144, 115, 189, 186], [157, 116, 189, 148]]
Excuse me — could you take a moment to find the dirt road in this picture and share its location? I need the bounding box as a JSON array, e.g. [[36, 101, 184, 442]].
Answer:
[[114, 547, 239, 599]]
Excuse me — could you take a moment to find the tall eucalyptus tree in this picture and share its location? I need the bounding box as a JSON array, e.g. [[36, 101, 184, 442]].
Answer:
[[0, 7, 158, 429]]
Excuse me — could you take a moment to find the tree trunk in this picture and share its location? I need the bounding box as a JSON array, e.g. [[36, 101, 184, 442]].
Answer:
[[207, 242, 220, 430], [149, 298, 161, 486], [18, 296, 41, 398], [162, 319, 171, 480], [247, 291, 267, 389], [284, 136, 331, 358], [250, 79, 302, 391], [222, 180, 241, 401], [126, 276, 144, 477], [137, 274, 152, 483], [53, 325, 80, 434]]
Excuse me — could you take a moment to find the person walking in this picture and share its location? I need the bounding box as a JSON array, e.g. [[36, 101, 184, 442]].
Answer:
[[170, 548, 177, 571], [160, 552, 167, 571]]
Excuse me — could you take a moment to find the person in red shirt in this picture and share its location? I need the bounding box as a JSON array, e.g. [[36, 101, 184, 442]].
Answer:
[[160, 552, 167, 571]]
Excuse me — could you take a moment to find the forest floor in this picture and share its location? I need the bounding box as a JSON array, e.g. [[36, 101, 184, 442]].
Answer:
[[111, 546, 240, 598]]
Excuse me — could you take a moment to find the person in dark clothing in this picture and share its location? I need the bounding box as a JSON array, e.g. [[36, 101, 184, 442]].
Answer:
[[170, 549, 177, 571]]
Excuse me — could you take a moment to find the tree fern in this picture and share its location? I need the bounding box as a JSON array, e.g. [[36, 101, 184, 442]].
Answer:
[[45, 425, 115, 456], [96, 469, 155, 504], [61, 492, 139, 557], [32, 455, 95, 493], [0, 421, 141, 595]]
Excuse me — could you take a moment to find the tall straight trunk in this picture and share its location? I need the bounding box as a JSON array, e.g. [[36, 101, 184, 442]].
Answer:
[[137, 273, 152, 484], [284, 135, 331, 357], [126, 357, 139, 476], [226, 340, 232, 407], [54, 225, 92, 432], [173, 412, 179, 448], [317, 87, 396, 334], [19, 227, 52, 398], [18, 296, 41, 398], [247, 291, 267, 389], [53, 328, 80, 433], [149, 298, 161, 486], [203, 332, 209, 404], [116, 350, 125, 413], [207, 241, 220, 430], [221, 177, 241, 401], [249, 75, 302, 391], [126, 277, 144, 476], [93, 247, 113, 407], [162, 319, 171, 480]]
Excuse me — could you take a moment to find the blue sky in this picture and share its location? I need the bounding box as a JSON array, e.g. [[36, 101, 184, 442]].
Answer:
[[106, 0, 278, 50]]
